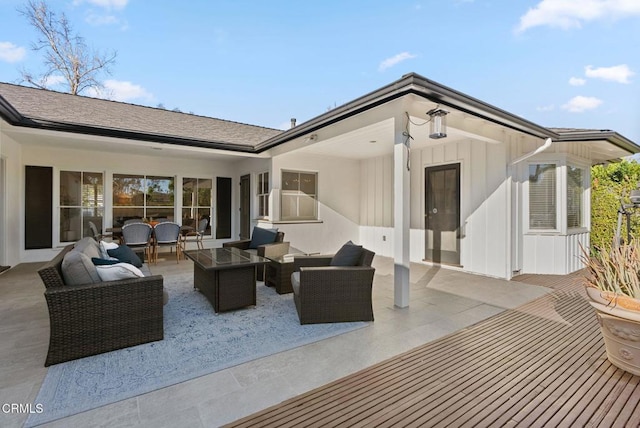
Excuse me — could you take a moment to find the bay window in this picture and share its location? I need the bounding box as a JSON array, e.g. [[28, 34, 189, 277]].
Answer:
[[528, 163, 557, 230], [528, 162, 587, 232], [567, 166, 584, 228]]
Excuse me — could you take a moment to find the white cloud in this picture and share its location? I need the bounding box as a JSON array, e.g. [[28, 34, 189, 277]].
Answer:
[[516, 0, 640, 33], [85, 13, 118, 25], [74, 0, 128, 25], [569, 77, 586, 86], [585, 64, 634, 83], [277, 121, 293, 130], [536, 104, 556, 112], [87, 80, 153, 102], [74, 0, 128, 10], [0, 42, 26, 63], [379, 52, 417, 72], [42, 75, 66, 87], [562, 95, 603, 113]]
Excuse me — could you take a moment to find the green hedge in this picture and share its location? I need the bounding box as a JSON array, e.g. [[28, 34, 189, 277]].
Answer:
[[591, 160, 640, 250]]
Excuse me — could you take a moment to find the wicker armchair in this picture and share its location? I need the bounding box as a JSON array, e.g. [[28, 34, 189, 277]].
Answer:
[[292, 248, 375, 324], [37, 244, 164, 366]]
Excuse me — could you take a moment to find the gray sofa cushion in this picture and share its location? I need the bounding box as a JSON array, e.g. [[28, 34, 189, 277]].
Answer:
[[139, 264, 152, 277], [291, 271, 300, 295], [74, 237, 101, 260], [61, 250, 101, 285]]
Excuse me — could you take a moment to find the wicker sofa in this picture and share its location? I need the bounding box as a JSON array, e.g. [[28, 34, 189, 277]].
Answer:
[[37, 238, 165, 366], [291, 246, 375, 324]]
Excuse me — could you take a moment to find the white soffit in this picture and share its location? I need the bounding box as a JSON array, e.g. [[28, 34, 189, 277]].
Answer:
[[294, 107, 504, 161], [3, 125, 261, 161], [587, 140, 634, 163]]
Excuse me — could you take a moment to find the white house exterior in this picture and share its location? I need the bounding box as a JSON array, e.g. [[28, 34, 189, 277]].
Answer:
[[1, 73, 638, 307]]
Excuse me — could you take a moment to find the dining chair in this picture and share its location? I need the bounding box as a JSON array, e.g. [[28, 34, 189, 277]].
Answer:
[[153, 222, 181, 263], [88, 220, 112, 242], [124, 218, 145, 225], [121, 223, 153, 263], [181, 218, 208, 252], [88, 221, 100, 241]]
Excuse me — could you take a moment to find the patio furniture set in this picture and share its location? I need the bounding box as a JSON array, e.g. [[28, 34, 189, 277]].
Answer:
[[36, 227, 375, 366], [100, 218, 210, 264]]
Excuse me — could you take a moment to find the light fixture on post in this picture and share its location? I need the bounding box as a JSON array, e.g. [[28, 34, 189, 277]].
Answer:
[[427, 107, 449, 139]]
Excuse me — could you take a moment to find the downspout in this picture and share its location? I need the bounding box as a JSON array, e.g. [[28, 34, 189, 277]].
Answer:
[[509, 138, 553, 166]]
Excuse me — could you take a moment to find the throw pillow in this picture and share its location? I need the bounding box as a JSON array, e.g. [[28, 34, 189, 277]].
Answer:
[[61, 250, 102, 285], [330, 241, 363, 266], [99, 241, 119, 259], [107, 245, 143, 268], [91, 257, 121, 266], [95, 263, 145, 281], [248, 227, 278, 249], [73, 237, 101, 260]]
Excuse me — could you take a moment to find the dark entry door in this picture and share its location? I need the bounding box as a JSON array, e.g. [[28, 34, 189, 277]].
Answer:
[[239, 174, 251, 239], [425, 164, 461, 265]]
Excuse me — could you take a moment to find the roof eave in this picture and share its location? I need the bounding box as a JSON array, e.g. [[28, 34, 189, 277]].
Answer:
[[255, 72, 557, 152], [0, 94, 25, 123], [555, 130, 640, 155], [12, 117, 258, 153]]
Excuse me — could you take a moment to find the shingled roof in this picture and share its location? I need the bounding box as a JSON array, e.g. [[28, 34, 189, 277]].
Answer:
[[0, 83, 282, 151], [2, 78, 637, 157]]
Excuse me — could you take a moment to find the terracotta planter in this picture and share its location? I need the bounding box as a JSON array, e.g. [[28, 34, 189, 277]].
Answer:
[[586, 287, 640, 375]]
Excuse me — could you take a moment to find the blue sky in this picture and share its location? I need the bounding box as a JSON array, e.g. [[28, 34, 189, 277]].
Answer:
[[1, 0, 639, 143]]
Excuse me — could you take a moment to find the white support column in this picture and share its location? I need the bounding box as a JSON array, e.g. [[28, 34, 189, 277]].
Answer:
[[393, 113, 410, 308]]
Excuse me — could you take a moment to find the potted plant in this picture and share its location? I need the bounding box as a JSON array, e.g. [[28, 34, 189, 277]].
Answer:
[[581, 241, 640, 375]]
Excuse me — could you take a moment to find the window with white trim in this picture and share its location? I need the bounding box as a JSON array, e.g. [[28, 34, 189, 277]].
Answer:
[[60, 171, 104, 242], [182, 178, 212, 236], [112, 174, 174, 226], [528, 163, 556, 230], [567, 166, 584, 228], [257, 172, 269, 218], [281, 170, 317, 221]]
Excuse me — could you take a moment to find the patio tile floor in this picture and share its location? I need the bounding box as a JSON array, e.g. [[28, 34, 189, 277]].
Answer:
[[0, 252, 552, 428]]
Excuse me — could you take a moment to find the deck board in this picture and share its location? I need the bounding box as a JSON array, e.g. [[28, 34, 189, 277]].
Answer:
[[224, 272, 640, 427]]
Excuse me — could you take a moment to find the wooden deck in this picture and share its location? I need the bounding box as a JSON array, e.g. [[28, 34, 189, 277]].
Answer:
[[225, 273, 640, 427]]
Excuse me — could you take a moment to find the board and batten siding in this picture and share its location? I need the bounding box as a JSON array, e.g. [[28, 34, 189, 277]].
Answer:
[[359, 139, 511, 279], [522, 231, 589, 275]]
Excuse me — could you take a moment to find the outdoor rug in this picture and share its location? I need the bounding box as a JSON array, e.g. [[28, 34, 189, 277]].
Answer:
[[26, 273, 369, 427]]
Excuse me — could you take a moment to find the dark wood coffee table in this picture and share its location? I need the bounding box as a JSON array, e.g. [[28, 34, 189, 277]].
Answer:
[[184, 247, 269, 313], [265, 254, 299, 294], [264, 249, 317, 294]]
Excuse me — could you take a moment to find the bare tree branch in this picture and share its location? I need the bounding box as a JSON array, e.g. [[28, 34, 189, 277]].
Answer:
[[18, 0, 117, 95]]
